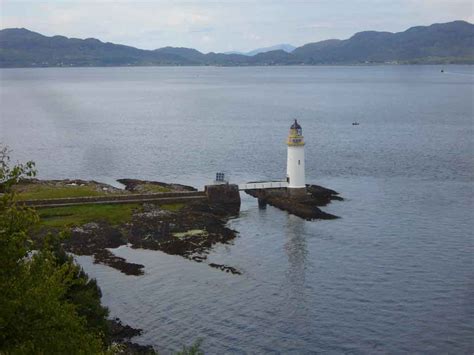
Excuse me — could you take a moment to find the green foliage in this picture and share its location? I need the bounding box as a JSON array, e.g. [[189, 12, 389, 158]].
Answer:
[[176, 339, 204, 355], [0, 147, 109, 354], [39, 203, 139, 227], [52, 246, 111, 342], [138, 184, 172, 193], [160, 203, 184, 212], [0, 249, 105, 353], [0, 146, 36, 193]]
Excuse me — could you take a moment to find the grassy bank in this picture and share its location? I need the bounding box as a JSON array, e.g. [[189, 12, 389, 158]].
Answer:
[[14, 184, 111, 200], [38, 203, 185, 228], [39, 204, 139, 227]]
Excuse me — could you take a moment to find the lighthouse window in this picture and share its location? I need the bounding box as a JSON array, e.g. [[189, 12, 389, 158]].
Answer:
[[298, 160, 300, 165]]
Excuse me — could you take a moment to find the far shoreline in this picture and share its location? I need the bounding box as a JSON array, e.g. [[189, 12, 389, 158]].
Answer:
[[1, 63, 473, 70]]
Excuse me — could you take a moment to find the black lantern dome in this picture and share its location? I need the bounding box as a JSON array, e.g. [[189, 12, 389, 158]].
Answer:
[[290, 119, 302, 130]]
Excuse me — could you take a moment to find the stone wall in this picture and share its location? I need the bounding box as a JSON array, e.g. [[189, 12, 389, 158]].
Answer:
[[204, 184, 241, 214], [21, 191, 206, 208]]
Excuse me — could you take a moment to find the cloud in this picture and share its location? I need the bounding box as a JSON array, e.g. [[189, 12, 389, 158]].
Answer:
[[189, 27, 213, 34], [1, 0, 472, 52], [201, 35, 212, 43]]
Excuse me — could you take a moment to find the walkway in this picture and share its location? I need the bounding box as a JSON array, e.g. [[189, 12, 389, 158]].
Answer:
[[238, 181, 288, 191]]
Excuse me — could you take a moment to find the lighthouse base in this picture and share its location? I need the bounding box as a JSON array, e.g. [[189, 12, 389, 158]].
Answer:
[[287, 187, 307, 198], [244, 184, 340, 220]]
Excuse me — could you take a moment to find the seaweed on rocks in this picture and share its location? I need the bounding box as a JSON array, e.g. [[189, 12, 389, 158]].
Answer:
[[128, 200, 237, 259]]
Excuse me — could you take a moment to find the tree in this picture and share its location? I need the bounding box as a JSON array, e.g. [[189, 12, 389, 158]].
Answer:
[[0, 147, 105, 353]]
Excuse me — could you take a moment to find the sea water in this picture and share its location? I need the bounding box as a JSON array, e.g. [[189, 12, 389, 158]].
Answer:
[[1, 65, 473, 353]]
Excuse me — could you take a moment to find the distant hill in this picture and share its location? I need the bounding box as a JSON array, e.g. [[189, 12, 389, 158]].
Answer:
[[245, 44, 296, 56], [292, 21, 474, 64], [223, 44, 295, 56], [1, 21, 473, 67], [0, 28, 196, 67]]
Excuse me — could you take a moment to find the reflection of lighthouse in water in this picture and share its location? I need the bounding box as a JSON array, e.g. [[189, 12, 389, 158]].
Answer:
[[286, 119, 306, 197], [282, 216, 310, 327]]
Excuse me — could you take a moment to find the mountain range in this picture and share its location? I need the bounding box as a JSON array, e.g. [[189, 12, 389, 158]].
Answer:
[[0, 21, 472, 67]]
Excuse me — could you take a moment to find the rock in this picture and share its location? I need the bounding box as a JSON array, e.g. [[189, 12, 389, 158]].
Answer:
[[209, 263, 241, 275], [108, 318, 142, 341], [108, 319, 156, 354], [64, 222, 145, 276], [117, 179, 197, 192], [245, 184, 342, 220], [94, 249, 144, 276]]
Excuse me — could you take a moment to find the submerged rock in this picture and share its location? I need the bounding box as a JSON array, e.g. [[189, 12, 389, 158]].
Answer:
[[209, 263, 242, 275]]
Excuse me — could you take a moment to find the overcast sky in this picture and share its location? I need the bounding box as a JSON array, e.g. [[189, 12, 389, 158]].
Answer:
[[1, 0, 472, 53]]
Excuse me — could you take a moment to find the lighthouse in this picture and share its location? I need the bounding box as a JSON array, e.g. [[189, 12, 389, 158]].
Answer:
[[286, 119, 306, 196]]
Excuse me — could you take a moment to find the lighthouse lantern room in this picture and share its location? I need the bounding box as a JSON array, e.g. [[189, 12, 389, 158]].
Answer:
[[286, 119, 306, 196]]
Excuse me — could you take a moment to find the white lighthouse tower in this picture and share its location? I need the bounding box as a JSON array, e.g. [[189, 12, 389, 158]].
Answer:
[[286, 119, 306, 196]]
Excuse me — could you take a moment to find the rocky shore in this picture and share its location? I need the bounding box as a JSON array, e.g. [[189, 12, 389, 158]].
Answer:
[[108, 318, 155, 354]]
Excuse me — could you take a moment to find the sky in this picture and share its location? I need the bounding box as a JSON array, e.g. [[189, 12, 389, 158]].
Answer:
[[0, 0, 472, 53]]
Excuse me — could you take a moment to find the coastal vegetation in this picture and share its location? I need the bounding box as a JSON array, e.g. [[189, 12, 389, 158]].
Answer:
[[0, 151, 109, 353], [38, 203, 183, 228], [0, 148, 207, 353]]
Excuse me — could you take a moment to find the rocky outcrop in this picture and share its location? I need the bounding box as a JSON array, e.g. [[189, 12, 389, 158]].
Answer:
[[108, 318, 155, 354], [117, 179, 197, 193], [64, 222, 145, 275], [245, 184, 342, 220], [128, 201, 237, 259]]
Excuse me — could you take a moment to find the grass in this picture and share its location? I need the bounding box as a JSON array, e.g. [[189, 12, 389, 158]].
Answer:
[[137, 184, 172, 193], [160, 203, 185, 212], [15, 184, 109, 200], [38, 203, 139, 228]]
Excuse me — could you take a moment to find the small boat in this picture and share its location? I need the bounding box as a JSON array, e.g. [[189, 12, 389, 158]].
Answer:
[[441, 69, 444, 73], [352, 122, 360, 126]]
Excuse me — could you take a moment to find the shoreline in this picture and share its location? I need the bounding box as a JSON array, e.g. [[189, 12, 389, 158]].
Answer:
[[2, 63, 472, 70]]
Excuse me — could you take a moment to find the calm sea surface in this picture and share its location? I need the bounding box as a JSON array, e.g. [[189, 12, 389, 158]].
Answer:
[[1, 66, 473, 353]]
